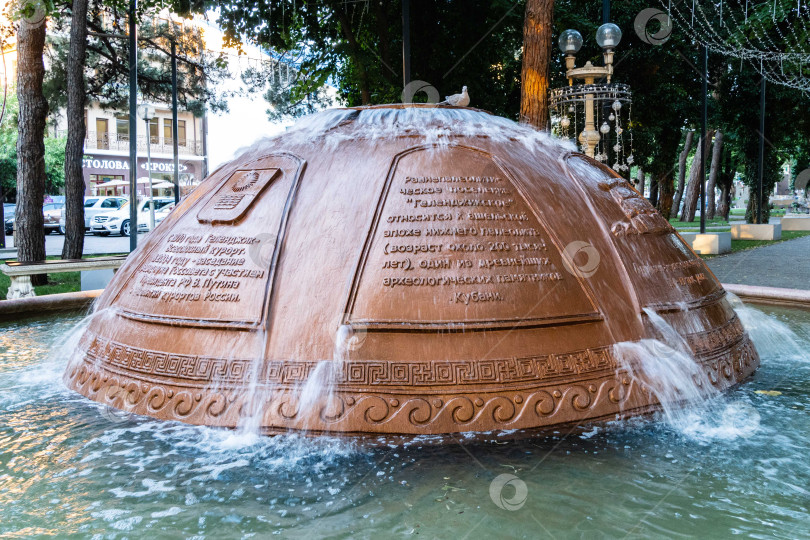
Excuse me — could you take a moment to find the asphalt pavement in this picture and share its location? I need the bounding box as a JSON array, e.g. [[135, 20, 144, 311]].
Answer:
[[705, 234, 810, 290]]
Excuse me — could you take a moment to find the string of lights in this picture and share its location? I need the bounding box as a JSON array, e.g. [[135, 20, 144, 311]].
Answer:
[[663, 0, 809, 91]]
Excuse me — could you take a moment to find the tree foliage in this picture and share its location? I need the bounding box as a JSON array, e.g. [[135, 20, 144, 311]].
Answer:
[[0, 89, 66, 200], [43, 1, 231, 118], [212, 0, 525, 118]]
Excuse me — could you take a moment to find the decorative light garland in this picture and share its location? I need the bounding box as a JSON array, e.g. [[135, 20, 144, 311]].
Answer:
[[663, 0, 809, 91]]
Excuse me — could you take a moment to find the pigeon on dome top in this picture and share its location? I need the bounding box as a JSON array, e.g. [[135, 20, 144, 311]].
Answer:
[[441, 86, 470, 107]]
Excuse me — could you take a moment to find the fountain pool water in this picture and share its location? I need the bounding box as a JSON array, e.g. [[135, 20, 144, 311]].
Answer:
[[1, 303, 808, 537]]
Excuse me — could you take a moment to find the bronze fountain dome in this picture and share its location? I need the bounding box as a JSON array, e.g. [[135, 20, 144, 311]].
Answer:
[[64, 105, 759, 436]]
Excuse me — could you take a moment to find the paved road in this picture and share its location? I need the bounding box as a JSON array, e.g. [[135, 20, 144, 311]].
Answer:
[[705, 234, 810, 289], [1, 231, 144, 258]]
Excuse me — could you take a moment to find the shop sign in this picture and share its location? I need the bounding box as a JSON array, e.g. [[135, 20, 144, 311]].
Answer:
[[83, 158, 129, 169], [141, 162, 189, 173]]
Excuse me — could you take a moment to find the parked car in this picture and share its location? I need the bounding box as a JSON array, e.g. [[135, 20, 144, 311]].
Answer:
[[153, 202, 176, 227], [3, 204, 14, 235], [90, 197, 174, 236], [5, 203, 64, 234], [43, 203, 65, 234], [58, 196, 129, 233]]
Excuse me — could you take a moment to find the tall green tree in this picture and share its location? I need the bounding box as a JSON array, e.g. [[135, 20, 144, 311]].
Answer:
[[0, 90, 65, 198], [520, 0, 555, 129], [61, 0, 89, 259]]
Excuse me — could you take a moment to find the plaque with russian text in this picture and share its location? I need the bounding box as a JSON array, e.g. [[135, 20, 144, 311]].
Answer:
[[565, 155, 722, 309], [113, 156, 302, 326], [346, 145, 600, 330]]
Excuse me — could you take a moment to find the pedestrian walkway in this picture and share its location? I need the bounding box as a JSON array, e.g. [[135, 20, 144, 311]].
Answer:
[[706, 235, 810, 290]]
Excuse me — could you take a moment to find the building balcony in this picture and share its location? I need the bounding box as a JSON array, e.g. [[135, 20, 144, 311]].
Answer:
[[62, 131, 204, 157]]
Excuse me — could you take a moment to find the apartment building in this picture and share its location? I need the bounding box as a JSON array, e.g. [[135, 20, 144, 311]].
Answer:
[[55, 101, 208, 198]]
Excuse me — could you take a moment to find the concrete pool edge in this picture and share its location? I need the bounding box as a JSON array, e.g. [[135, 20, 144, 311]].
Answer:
[[0, 289, 102, 319], [722, 283, 810, 309]]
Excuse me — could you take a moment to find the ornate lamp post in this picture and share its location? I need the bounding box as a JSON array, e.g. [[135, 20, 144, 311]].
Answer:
[[550, 23, 634, 173]]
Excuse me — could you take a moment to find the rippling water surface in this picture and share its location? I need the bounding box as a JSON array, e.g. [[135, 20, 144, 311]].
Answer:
[[1, 306, 809, 538]]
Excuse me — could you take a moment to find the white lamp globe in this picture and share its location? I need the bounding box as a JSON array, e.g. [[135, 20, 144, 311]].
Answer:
[[558, 29, 584, 54], [596, 23, 622, 49]]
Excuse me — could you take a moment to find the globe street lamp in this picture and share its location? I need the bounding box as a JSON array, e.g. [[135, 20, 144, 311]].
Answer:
[[550, 23, 633, 173]]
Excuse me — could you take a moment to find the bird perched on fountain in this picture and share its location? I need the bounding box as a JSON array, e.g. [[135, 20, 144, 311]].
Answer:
[[441, 86, 470, 107]]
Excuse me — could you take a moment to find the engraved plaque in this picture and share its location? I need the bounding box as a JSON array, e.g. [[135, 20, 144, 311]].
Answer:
[[346, 145, 601, 330], [113, 156, 302, 326], [197, 168, 280, 224]]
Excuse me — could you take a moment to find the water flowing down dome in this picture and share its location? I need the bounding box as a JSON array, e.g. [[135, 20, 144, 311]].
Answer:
[[64, 105, 759, 436]]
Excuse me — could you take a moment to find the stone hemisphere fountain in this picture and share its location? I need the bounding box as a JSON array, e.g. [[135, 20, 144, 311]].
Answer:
[[64, 105, 759, 436]]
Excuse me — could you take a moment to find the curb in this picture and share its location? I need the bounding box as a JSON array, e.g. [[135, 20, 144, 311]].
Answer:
[[0, 289, 102, 319], [722, 283, 810, 309]]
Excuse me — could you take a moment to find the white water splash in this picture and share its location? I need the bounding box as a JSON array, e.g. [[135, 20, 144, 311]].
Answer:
[[614, 306, 765, 442], [233, 326, 272, 439], [727, 293, 808, 363], [297, 322, 362, 430]]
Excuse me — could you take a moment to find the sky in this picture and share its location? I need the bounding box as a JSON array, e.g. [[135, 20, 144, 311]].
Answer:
[[200, 20, 294, 170]]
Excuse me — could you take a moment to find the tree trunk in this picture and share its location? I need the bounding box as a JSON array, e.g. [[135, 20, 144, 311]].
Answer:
[[519, 0, 554, 129], [657, 170, 675, 219], [62, 0, 89, 260], [680, 133, 711, 222], [671, 130, 694, 218], [635, 168, 645, 195], [717, 149, 735, 220], [705, 130, 723, 220], [15, 15, 49, 283]]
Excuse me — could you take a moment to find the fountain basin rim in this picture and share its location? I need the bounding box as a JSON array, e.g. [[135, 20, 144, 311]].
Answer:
[[723, 283, 810, 309], [0, 289, 101, 320]]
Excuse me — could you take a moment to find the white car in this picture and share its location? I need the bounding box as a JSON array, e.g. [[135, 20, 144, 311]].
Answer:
[[154, 202, 176, 227], [58, 196, 128, 233], [90, 198, 174, 236]]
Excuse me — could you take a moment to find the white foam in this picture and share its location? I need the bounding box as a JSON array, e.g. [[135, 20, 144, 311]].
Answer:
[[231, 106, 575, 168]]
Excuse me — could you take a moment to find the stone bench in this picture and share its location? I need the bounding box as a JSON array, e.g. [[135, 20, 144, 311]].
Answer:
[[1, 256, 126, 300], [781, 216, 810, 231]]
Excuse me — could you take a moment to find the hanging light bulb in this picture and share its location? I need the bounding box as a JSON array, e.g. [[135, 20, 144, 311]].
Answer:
[[626, 154, 634, 164], [609, 113, 615, 121], [568, 105, 575, 112], [600, 122, 610, 134], [613, 143, 621, 152], [561, 117, 571, 128], [612, 100, 622, 111]]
